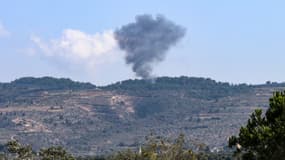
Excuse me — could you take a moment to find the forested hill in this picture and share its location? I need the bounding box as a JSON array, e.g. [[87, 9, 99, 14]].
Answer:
[[0, 77, 96, 91], [102, 76, 252, 99], [0, 77, 96, 103], [2, 76, 284, 92], [1, 76, 284, 103]]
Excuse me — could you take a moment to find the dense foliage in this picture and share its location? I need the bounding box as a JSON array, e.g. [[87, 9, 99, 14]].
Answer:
[[1, 135, 232, 160], [0, 77, 96, 104], [229, 91, 285, 159], [107, 134, 197, 160], [8, 77, 95, 90], [3, 140, 75, 160], [6, 140, 34, 160], [103, 76, 250, 100], [39, 146, 75, 160]]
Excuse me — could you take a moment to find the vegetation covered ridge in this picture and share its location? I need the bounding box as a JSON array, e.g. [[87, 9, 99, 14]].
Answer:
[[1, 77, 96, 90]]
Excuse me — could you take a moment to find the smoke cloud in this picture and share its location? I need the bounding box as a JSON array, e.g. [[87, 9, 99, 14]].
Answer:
[[115, 14, 186, 79]]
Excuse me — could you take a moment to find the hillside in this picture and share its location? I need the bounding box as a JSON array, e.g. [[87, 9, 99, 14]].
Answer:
[[0, 76, 284, 156], [0, 77, 95, 105]]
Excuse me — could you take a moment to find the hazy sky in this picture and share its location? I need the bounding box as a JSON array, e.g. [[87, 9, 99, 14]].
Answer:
[[0, 0, 284, 85]]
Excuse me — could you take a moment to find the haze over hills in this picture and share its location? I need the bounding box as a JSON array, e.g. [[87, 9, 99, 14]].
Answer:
[[0, 76, 284, 156]]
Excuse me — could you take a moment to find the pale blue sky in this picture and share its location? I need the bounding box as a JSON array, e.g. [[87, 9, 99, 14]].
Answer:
[[0, 0, 284, 85]]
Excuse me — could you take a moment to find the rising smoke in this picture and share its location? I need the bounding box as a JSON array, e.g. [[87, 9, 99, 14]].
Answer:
[[115, 14, 186, 79]]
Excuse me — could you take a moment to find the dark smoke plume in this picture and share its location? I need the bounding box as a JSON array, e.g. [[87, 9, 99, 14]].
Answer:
[[115, 14, 186, 79]]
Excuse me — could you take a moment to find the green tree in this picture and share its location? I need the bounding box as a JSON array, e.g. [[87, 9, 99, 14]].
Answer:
[[229, 91, 285, 159], [108, 134, 197, 160], [39, 146, 75, 160], [6, 140, 35, 160]]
